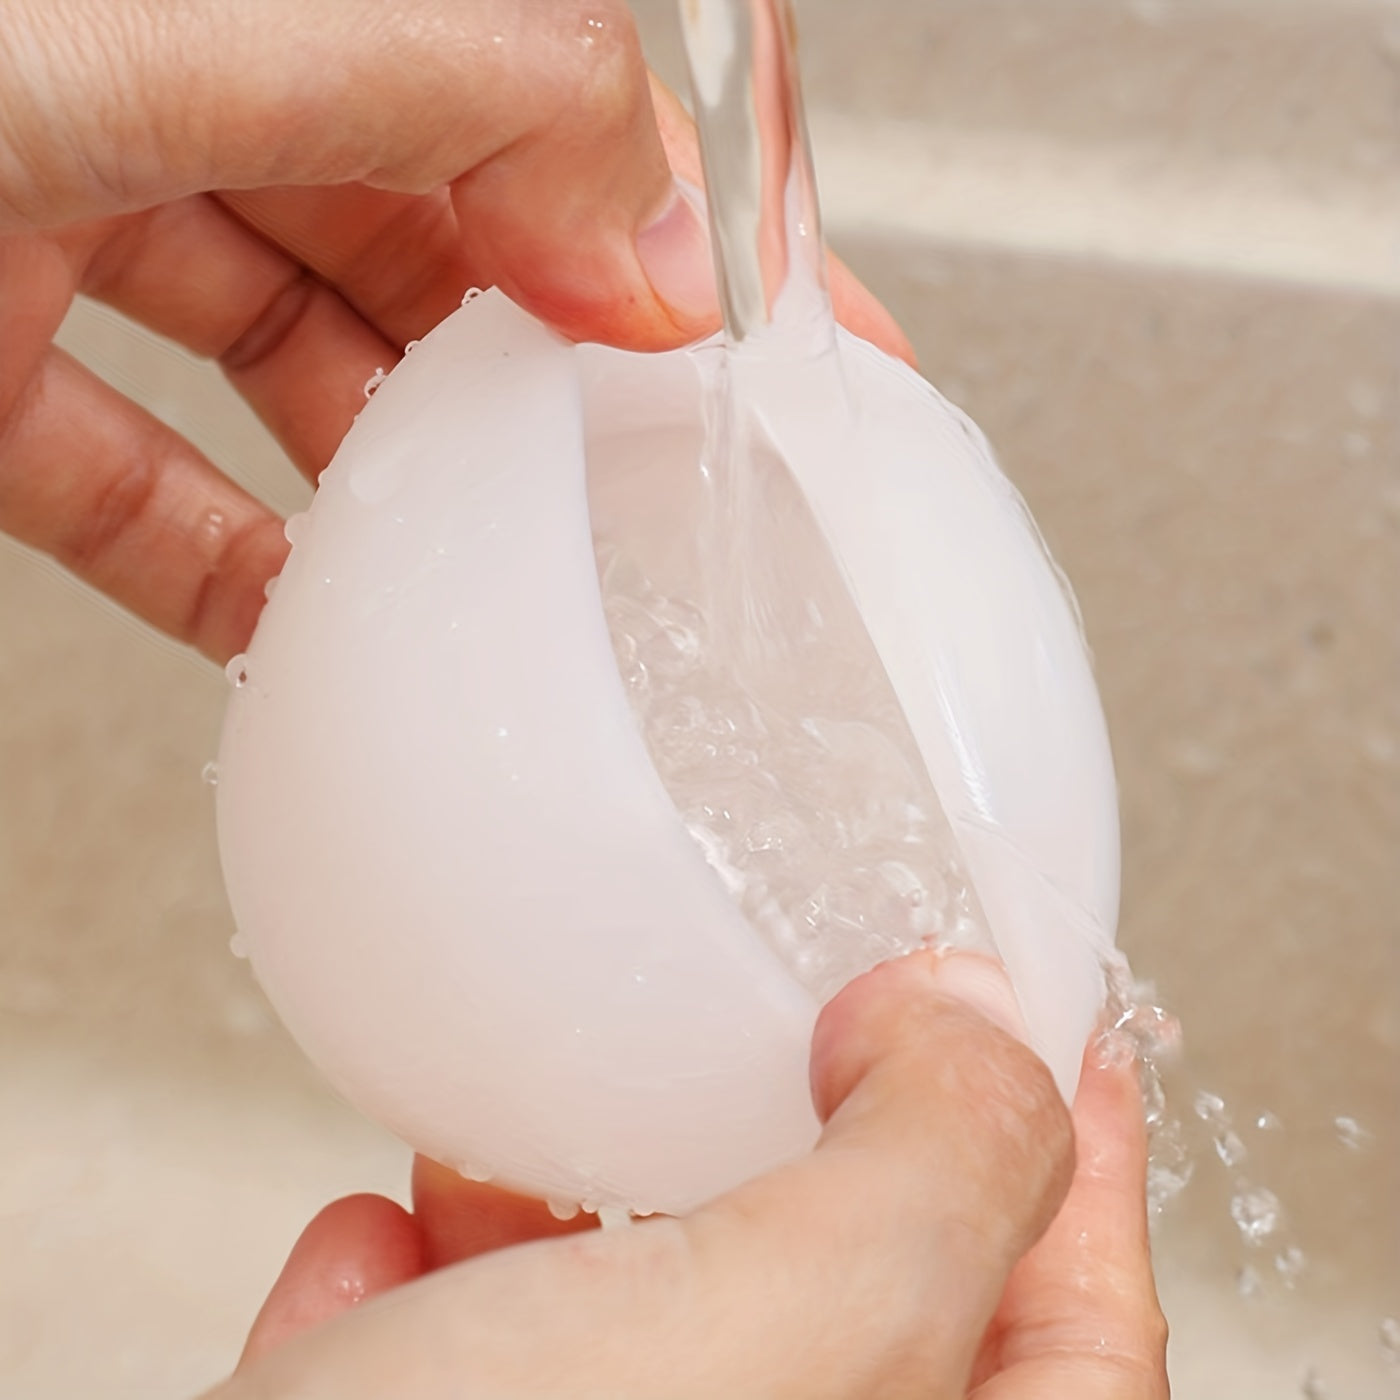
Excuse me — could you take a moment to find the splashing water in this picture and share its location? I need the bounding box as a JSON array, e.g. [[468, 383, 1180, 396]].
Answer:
[[596, 536, 990, 1002], [1231, 1185, 1283, 1246], [1334, 1115, 1372, 1151]]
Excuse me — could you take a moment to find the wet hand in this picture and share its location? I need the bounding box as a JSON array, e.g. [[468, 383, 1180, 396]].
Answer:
[[217, 951, 1168, 1400], [0, 0, 910, 662]]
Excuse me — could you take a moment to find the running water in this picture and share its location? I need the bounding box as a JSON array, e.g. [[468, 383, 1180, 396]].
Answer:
[[590, 7, 1392, 1384], [595, 0, 992, 1000]]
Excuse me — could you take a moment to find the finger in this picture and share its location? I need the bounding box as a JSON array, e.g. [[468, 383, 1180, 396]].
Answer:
[[72, 196, 399, 480], [411, 1155, 598, 1270], [680, 950, 1076, 1394], [970, 1037, 1169, 1400], [214, 952, 1073, 1400], [0, 348, 286, 661], [645, 73, 918, 366], [1, 0, 710, 348], [220, 78, 912, 364], [215, 185, 476, 351], [239, 1195, 424, 1368], [0, 235, 75, 427]]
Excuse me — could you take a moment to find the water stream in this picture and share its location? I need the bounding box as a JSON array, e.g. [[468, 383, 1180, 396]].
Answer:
[[594, 2, 1393, 1388]]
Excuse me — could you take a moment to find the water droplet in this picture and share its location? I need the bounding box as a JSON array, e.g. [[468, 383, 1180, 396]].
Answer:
[[597, 1205, 632, 1230], [456, 1161, 492, 1183], [283, 513, 309, 546], [200, 760, 219, 787], [461, 286, 483, 306], [1334, 1115, 1370, 1151], [1236, 1264, 1263, 1300], [546, 1199, 580, 1221], [1230, 1185, 1281, 1245], [1379, 1316, 1400, 1368], [263, 575, 279, 601], [225, 654, 250, 688], [404, 338, 421, 353], [1193, 1090, 1229, 1128], [229, 932, 249, 960], [1274, 1245, 1306, 1286], [363, 366, 387, 398], [1300, 1366, 1328, 1400], [1255, 1110, 1282, 1131], [1213, 1130, 1246, 1168]]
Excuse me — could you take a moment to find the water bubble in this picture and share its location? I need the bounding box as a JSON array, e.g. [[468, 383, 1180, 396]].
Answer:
[[546, 1199, 580, 1221], [229, 932, 249, 960], [201, 761, 219, 788], [1213, 1130, 1247, 1168], [1230, 1184, 1281, 1246], [225, 654, 250, 688], [595, 485, 989, 1001], [1379, 1316, 1400, 1368], [461, 286, 483, 306], [363, 367, 387, 399], [1274, 1245, 1306, 1286], [1334, 1115, 1371, 1151]]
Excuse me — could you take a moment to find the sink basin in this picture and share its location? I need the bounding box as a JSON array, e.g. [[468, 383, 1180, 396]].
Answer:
[[2, 0, 1395, 1393]]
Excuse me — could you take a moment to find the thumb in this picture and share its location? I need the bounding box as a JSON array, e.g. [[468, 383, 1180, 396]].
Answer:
[[212, 952, 1075, 1400], [0, 0, 715, 345], [683, 950, 1076, 1398]]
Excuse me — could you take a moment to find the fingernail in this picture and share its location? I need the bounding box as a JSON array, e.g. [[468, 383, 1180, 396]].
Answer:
[[927, 952, 1031, 1046], [636, 180, 717, 324]]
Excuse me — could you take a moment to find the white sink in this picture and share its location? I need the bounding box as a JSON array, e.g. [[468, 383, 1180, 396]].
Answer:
[[1, 0, 1395, 1394]]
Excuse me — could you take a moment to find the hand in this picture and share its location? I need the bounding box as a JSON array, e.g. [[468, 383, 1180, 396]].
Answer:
[[0, 0, 910, 661], [217, 952, 1168, 1400]]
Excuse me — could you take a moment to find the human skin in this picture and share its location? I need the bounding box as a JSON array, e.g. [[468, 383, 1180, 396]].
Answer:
[[223, 952, 1167, 1400], [0, 0, 907, 663], [0, 4, 1168, 1396]]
